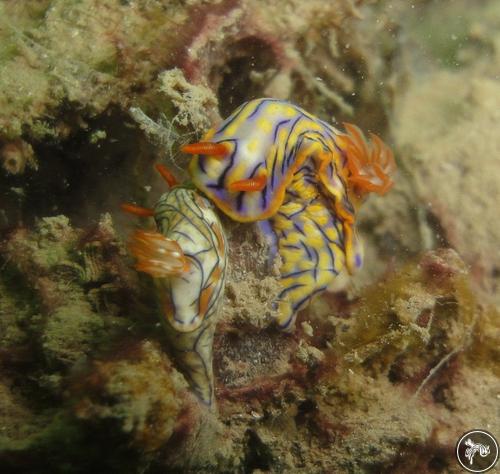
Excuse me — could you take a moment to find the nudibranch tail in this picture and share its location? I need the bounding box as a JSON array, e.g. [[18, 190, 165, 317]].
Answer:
[[341, 122, 396, 196], [165, 324, 217, 406], [128, 229, 188, 277]]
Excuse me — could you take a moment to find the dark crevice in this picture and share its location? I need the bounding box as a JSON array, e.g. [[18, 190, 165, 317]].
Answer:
[[1, 107, 156, 230], [244, 429, 273, 473], [214, 36, 277, 117], [426, 210, 451, 248]]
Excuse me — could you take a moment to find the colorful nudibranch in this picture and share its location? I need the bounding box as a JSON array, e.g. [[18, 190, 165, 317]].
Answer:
[[123, 166, 227, 406], [183, 98, 395, 330]]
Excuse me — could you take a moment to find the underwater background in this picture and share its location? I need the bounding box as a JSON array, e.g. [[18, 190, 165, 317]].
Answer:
[[0, 0, 499, 472]]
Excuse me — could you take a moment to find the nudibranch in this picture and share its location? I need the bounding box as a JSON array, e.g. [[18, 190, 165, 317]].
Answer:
[[122, 165, 227, 406], [183, 98, 395, 330]]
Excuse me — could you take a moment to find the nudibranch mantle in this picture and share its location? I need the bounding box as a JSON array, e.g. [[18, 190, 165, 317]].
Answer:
[[153, 187, 227, 333], [127, 185, 227, 406], [188, 98, 352, 224]]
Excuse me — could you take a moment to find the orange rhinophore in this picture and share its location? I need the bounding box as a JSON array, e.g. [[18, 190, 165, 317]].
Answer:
[[121, 163, 179, 216], [120, 203, 155, 217], [341, 122, 396, 196], [181, 141, 229, 158], [128, 229, 188, 277], [228, 171, 268, 192], [155, 163, 178, 187]]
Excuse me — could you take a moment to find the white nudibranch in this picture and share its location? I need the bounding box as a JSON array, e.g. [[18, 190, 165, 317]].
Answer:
[[124, 170, 227, 407]]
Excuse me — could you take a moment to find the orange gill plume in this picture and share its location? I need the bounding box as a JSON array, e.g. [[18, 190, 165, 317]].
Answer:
[[128, 230, 188, 277], [340, 123, 396, 197]]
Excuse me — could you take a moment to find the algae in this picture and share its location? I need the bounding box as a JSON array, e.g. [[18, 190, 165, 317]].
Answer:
[[1, 0, 499, 472]]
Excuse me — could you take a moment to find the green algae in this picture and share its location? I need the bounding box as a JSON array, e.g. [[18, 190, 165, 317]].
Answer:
[[332, 249, 477, 377], [0, 0, 190, 142], [42, 300, 106, 366], [402, 0, 500, 68], [0, 213, 132, 368], [0, 268, 39, 349], [0, 409, 145, 474], [0, 212, 142, 470], [0, 0, 498, 472]]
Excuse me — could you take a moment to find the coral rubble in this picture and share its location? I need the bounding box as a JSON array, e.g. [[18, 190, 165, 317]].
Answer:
[[1, 0, 499, 472]]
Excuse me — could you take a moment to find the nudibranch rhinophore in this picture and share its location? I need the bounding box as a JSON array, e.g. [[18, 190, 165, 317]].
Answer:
[[182, 98, 395, 330], [122, 166, 227, 406]]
